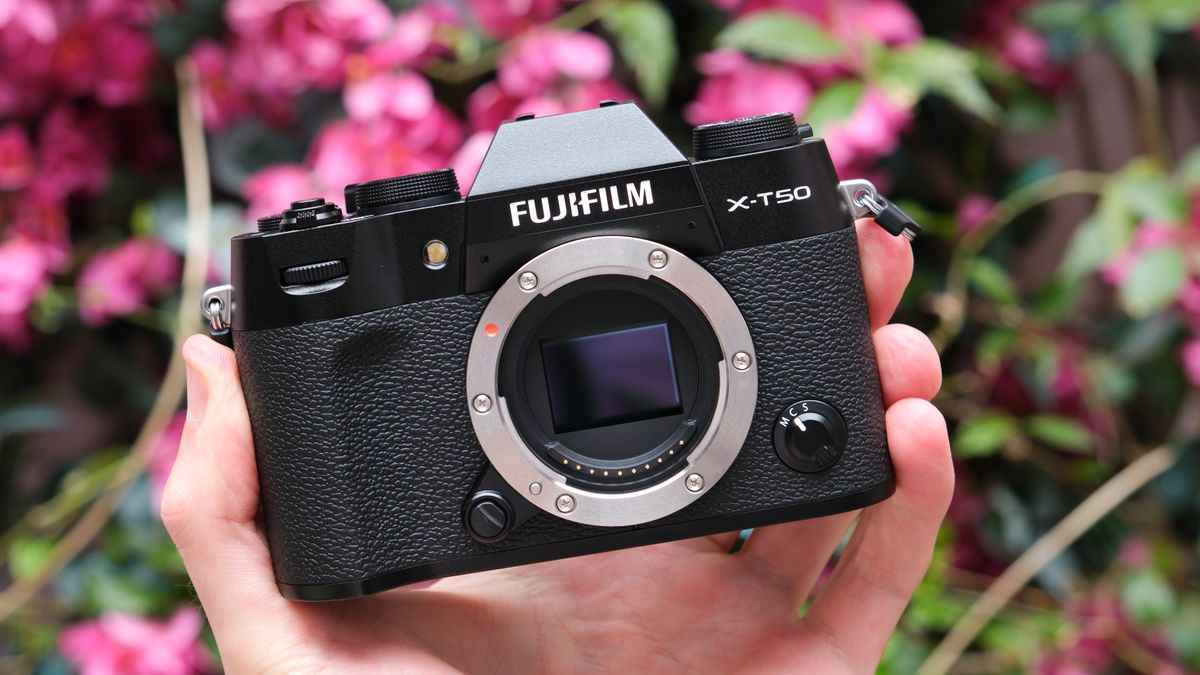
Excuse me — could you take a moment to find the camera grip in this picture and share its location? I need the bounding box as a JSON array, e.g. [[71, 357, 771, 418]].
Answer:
[[234, 294, 490, 586]]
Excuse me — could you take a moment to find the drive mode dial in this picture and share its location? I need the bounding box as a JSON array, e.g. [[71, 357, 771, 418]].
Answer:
[[773, 400, 846, 472]]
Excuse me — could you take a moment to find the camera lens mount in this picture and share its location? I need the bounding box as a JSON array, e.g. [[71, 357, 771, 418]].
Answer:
[[466, 236, 757, 527]]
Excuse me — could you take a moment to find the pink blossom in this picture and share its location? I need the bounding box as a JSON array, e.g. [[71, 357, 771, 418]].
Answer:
[[1101, 222, 1180, 286], [190, 41, 252, 130], [0, 0, 57, 42], [50, 19, 156, 106], [7, 190, 70, 266], [35, 106, 111, 199], [468, 0, 562, 38], [0, 1, 57, 117], [59, 607, 210, 675], [76, 238, 180, 326], [451, 130, 495, 192], [224, 0, 392, 94], [820, 86, 912, 176], [713, 0, 920, 49], [498, 31, 613, 97], [1183, 338, 1200, 388], [0, 124, 34, 190], [363, 3, 460, 70], [243, 164, 322, 219], [344, 70, 434, 122], [150, 412, 186, 512], [1000, 26, 1065, 89], [956, 194, 996, 235], [0, 237, 55, 352], [307, 109, 463, 192], [685, 50, 813, 125]]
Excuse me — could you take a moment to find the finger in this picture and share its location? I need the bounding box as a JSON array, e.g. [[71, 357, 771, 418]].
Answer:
[[856, 218, 913, 329], [735, 512, 858, 606], [800, 399, 954, 672], [875, 323, 942, 405], [161, 335, 287, 647]]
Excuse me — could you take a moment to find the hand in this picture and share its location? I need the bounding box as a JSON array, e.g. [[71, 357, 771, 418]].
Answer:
[[162, 220, 952, 674]]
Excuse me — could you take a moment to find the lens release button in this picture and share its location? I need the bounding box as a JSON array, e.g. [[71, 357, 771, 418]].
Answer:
[[773, 400, 846, 473], [465, 493, 513, 543]]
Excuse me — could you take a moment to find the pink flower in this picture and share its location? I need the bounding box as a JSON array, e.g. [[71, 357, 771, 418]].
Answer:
[[498, 31, 612, 97], [468, 0, 562, 38], [0, 237, 54, 352], [451, 130, 494, 192], [713, 0, 920, 50], [307, 109, 463, 192], [190, 40, 252, 130], [685, 50, 813, 125], [150, 412, 186, 512], [820, 86, 912, 176], [1183, 338, 1200, 388], [243, 164, 322, 219], [362, 3, 460, 70], [50, 18, 156, 106], [956, 194, 996, 235], [1000, 26, 1065, 89], [0, 124, 34, 190], [76, 238, 180, 326], [467, 30, 633, 131], [7, 190, 70, 265], [344, 70, 434, 122], [59, 607, 210, 675], [35, 105, 111, 199], [0, 1, 56, 116], [224, 0, 392, 95], [1101, 222, 1180, 286]]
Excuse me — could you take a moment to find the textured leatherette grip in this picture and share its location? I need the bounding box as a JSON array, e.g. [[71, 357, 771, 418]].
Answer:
[[236, 225, 891, 588]]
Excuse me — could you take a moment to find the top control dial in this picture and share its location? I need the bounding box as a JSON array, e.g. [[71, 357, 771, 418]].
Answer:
[[279, 198, 342, 231], [348, 169, 460, 214], [692, 112, 813, 160]]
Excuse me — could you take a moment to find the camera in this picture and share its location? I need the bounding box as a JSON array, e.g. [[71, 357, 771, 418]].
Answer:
[[203, 102, 919, 600]]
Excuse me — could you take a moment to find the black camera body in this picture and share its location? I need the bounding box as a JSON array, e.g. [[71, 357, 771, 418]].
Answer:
[[216, 103, 900, 600]]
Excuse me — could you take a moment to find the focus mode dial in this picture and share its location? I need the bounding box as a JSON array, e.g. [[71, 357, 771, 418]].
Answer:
[[773, 400, 847, 473]]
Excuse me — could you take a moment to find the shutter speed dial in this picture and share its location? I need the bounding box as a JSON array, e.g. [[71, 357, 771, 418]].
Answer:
[[773, 400, 847, 472]]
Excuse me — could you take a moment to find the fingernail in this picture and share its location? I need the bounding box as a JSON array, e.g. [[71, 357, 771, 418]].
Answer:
[[183, 339, 210, 425]]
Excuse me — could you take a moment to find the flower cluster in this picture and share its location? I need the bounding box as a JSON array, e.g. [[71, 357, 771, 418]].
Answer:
[[59, 607, 210, 675], [0, 1, 178, 350], [691, 0, 919, 177]]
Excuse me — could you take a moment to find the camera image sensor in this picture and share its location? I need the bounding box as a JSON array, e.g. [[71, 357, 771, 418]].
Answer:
[[540, 323, 683, 433]]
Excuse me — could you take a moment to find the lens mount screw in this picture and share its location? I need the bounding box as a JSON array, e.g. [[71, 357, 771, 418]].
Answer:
[[472, 394, 492, 413], [529, 482, 542, 495], [686, 473, 704, 492], [732, 351, 752, 371], [648, 249, 668, 269], [518, 271, 538, 291], [556, 494, 576, 513]]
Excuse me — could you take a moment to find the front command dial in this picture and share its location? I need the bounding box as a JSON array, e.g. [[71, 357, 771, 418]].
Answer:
[[773, 400, 847, 473]]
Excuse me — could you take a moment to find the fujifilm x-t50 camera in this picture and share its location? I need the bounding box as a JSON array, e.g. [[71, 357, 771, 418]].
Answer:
[[203, 102, 921, 600]]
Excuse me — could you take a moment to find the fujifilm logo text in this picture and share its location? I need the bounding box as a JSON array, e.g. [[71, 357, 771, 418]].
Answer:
[[509, 180, 653, 227]]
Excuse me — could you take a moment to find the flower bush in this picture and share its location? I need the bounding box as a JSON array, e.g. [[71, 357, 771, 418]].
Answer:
[[1, 0, 1200, 672]]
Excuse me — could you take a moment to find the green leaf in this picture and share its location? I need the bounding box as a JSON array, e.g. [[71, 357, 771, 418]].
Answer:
[[969, 258, 1019, 305], [1169, 598, 1200, 669], [1178, 147, 1200, 189], [1026, 414, 1093, 452], [874, 40, 1000, 122], [1140, 0, 1200, 30], [715, 11, 842, 64], [1119, 246, 1187, 318], [602, 1, 677, 108], [1027, 1, 1091, 30], [976, 328, 1018, 373], [805, 81, 864, 132], [1102, 2, 1158, 72], [8, 537, 55, 582], [1121, 570, 1175, 625], [954, 412, 1018, 458], [1111, 159, 1189, 222]]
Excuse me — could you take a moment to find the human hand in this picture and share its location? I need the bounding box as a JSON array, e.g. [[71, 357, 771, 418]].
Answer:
[[162, 220, 952, 674]]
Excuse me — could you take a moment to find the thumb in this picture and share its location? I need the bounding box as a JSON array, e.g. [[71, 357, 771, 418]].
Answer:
[[162, 335, 288, 646]]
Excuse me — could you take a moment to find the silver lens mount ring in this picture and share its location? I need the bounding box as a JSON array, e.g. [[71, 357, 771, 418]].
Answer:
[[465, 236, 758, 527]]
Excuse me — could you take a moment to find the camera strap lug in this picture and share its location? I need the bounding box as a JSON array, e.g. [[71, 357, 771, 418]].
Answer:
[[838, 179, 921, 241], [201, 284, 235, 347]]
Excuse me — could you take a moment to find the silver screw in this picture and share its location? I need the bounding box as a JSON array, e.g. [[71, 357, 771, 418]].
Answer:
[[732, 351, 752, 371], [472, 394, 492, 413], [206, 297, 223, 315], [556, 494, 576, 513], [518, 271, 538, 290], [648, 250, 668, 269], [529, 482, 542, 495], [686, 473, 704, 492]]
